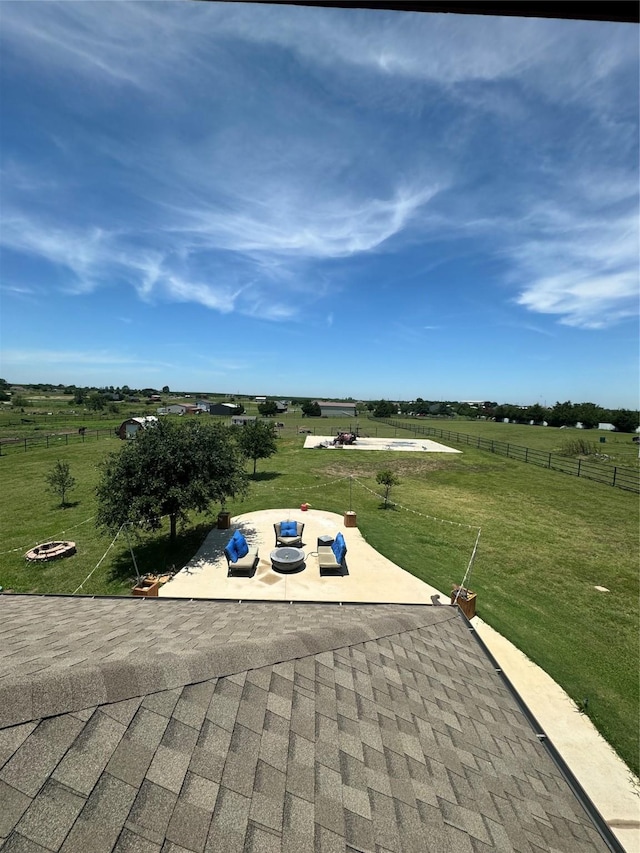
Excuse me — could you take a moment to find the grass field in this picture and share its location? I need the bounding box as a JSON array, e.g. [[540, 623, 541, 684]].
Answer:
[[0, 413, 638, 776], [411, 416, 640, 468]]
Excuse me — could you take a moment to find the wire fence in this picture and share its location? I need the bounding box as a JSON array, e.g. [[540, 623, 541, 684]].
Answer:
[[0, 428, 117, 455], [4, 417, 637, 492], [377, 418, 640, 494]]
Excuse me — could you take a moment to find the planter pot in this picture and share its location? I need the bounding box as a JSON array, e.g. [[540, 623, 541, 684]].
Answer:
[[344, 511, 357, 528], [217, 511, 231, 530], [132, 578, 160, 597], [451, 585, 476, 619]]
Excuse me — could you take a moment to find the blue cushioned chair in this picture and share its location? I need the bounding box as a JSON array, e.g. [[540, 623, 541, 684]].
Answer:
[[224, 530, 259, 576], [318, 531, 348, 576], [274, 520, 304, 547]]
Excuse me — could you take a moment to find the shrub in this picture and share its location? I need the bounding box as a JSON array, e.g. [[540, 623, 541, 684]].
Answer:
[[559, 438, 598, 457]]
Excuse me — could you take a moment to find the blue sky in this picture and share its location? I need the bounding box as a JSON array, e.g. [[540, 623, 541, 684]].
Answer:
[[1, 3, 638, 407]]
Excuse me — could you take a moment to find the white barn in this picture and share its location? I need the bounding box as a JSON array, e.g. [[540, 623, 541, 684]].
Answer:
[[117, 416, 158, 440], [315, 400, 357, 417]]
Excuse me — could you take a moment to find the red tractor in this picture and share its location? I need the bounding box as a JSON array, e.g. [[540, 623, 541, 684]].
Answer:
[[333, 431, 357, 446]]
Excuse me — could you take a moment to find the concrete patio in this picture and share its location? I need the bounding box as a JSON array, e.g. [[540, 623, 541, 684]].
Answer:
[[160, 508, 444, 603]]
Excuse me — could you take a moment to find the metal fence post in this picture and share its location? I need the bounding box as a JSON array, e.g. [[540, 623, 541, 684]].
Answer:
[[548, 453, 552, 468], [24, 438, 27, 452], [577, 459, 581, 477], [613, 468, 617, 487]]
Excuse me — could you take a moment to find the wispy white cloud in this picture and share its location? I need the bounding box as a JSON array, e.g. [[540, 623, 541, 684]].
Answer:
[[0, 216, 108, 292], [1, 284, 36, 296], [1, 348, 173, 368], [0, 2, 175, 93], [1, 1, 637, 337], [516, 270, 638, 329], [3, 2, 635, 103], [176, 183, 441, 260], [196, 5, 637, 103], [516, 323, 556, 338], [508, 203, 639, 329]]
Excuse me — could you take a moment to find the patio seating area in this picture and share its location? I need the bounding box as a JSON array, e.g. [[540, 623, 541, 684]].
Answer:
[[273, 519, 304, 547], [160, 507, 444, 602]]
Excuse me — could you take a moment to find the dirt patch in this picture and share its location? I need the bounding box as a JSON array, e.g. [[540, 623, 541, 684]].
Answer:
[[320, 458, 449, 479]]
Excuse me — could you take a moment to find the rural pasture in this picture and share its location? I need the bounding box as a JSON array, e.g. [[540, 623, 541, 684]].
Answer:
[[0, 412, 637, 776]]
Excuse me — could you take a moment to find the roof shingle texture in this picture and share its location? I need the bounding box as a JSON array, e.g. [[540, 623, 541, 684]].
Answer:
[[0, 597, 609, 852]]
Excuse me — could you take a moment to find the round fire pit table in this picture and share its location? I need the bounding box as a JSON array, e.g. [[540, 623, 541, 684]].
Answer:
[[270, 546, 305, 573]]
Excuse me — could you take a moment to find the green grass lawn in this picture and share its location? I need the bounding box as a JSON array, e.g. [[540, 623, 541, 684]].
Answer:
[[394, 415, 640, 468], [0, 417, 637, 776]]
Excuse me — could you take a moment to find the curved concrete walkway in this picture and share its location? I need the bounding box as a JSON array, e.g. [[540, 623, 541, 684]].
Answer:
[[160, 508, 640, 852]]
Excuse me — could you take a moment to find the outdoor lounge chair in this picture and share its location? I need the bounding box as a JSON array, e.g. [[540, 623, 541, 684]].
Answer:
[[274, 520, 304, 547], [318, 531, 348, 576], [224, 530, 259, 576]]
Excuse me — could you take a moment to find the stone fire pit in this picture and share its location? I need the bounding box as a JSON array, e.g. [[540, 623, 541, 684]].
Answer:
[[25, 541, 76, 562]]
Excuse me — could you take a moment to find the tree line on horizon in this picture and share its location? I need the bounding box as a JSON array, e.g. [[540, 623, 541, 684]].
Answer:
[[369, 398, 639, 432], [1, 380, 638, 433]]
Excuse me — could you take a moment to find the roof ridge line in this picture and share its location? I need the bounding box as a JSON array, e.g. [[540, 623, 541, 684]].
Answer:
[[0, 608, 456, 728]]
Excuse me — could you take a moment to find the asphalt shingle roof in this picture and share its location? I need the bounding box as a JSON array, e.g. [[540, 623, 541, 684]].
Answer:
[[0, 596, 611, 852]]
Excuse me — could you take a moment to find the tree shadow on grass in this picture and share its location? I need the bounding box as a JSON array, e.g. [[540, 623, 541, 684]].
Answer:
[[107, 521, 213, 585], [250, 471, 281, 482]]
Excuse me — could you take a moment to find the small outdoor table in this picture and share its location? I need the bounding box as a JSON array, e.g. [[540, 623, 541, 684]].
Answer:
[[270, 547, 305, 573], [317, 535, 334, 548]]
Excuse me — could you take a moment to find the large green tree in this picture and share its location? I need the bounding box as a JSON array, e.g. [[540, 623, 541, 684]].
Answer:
[[546, 401, 576, 428], [373, 400, 397, 418], [301, 400, 321, 417], [574, 402, 604, 430], [525, 403, 548, 425], [96, 419, 248, 541], [236, 419, 278, 475], [610, 408, 640, 434], [87, 392, 106, 411], [257, 399, 278, 417]]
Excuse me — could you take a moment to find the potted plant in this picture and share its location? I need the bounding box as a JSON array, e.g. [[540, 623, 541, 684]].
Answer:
[[132, 575, 160, 597], [217, 501, 231, 529], [300, 502, 311, 512], [450, 585, 477, 619]]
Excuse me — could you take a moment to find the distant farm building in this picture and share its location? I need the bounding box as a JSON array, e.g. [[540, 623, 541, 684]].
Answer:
[[207, 402, 242, 416], [232, 415, 257, 426], [255, 396, 266, 403], [117, 416, 158, 440], [165, 404, 199, 415], [315, 400, 357, 417], [275, 401, 288, 413]]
